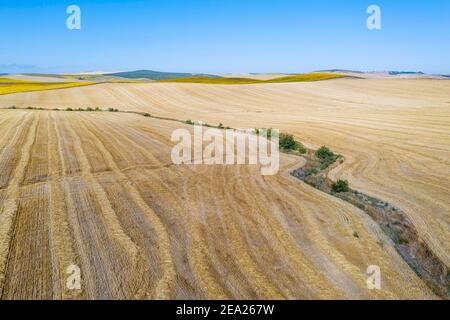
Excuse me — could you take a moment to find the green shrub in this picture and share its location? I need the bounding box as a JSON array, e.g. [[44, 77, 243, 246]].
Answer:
[[315, 146, 340, 169], [353, 231, 359, 238], [108, 108, 119, 112], [143, 113, 151, 117], [86, 107, 94, 112], [185, 120, 194, 125], [9, 106, 16, 109], [305, 168, 318, 176], [66, 107, 73, 111], [319, 162, 330, 170], [95, 107, 100, 111], [279, 133, 297, 150], [218, 123, 224, 129], [316, 146, 334, 160], [332, 179, 349, 193], [297, 143, 307, 154]]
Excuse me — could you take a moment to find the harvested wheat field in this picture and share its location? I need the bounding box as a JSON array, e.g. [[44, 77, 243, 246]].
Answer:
[[0, 78, 448, 267], [0, 78, 449, 300], [0, 108, 440, 300]]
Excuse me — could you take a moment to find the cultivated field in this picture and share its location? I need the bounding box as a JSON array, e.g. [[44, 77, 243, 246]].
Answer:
[[0, 109, 437, 299], [0, 78, 448, 299]]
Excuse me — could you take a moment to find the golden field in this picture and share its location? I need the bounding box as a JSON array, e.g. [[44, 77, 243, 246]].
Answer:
[[0, 78, 448, 299], [0, 79, 95, 95]]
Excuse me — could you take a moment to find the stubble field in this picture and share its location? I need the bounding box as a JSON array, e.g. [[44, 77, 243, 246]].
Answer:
[[0, 78, 448, 299]]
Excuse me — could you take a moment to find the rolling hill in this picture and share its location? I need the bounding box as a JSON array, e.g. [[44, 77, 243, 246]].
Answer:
[[106, 70, 220, 80]]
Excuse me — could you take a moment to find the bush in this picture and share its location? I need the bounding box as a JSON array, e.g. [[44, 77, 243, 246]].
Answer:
[[95, 107, 100, 111], [185, 120, 194, 125], [315, 146, 334, 160], [297, 143, 307, 154], [305, 168, 318, 176], [9, 106, 16, 109], [279, 133, 297, 150], [66, 107, 73, 111], [332, 179, 349, 193], [279, 133, 307, 154], [143, 113, 151, 117], [218, 123, 224, 129], [315, 146, 339, 169], [86, 107, 94, 112], [108, 108, 119, 112]]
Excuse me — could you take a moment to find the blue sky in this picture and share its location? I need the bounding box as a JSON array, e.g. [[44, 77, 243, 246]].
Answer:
[[0, 0, 449, 74]]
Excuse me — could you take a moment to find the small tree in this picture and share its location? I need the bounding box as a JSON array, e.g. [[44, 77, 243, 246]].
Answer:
[[279, 133, 297, 150], [297, 143, 307, 154], [316, 146, 334, 160], [332, 179, 349, 193], [279, 133, 307, 154]]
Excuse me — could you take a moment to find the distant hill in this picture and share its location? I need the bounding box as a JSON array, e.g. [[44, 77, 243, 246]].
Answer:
[[106, 70, 220, 80], [160, 72, 349, 84], [317, 69, 364, 74], [388, 71, 424, 75]]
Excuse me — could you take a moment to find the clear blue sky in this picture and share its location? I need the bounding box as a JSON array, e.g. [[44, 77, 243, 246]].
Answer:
[[1, 0, 449, 74]]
